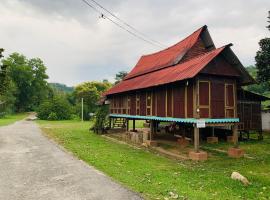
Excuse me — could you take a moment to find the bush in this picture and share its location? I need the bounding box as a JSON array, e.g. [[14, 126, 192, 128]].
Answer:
[[37, 96, 72, 120], [48, 112, 58, 121], [91, 105, 109, 134]]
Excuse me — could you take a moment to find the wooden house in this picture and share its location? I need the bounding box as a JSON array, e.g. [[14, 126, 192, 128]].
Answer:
[[104, 25, 257, 159]]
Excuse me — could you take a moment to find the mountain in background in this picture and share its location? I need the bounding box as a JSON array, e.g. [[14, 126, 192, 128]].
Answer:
[[49, 83, 74, 94]]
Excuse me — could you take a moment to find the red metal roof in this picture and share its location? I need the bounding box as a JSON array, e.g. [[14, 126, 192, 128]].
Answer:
[[124, 26, 206, 80], [106, 46, 226, 95]]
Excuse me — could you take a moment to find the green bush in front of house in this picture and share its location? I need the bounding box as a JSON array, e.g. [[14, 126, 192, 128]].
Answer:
[[37, 96, 72, 120]]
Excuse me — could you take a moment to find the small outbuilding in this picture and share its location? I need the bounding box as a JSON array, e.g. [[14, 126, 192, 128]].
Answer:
[[262, 106, 270, 132], [237, 89, 270, 139]]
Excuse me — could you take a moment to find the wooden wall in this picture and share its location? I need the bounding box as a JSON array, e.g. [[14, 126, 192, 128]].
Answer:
[[109, 77, 237, 119]]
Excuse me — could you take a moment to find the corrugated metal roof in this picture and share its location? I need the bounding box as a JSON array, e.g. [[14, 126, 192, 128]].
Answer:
[[124, 26, 206, 80], [105, 46, 226, 95], [109, 114, 239, 123]]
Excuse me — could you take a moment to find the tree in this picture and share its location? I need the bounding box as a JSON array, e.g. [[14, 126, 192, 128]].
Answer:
[[37, 96, 72, 120], [256, 12, 270, 84], [245, 66, 270, 109], [267, 11, 270, 31], [2, 53, 49, 111], [0, 49, 16, 114], [74, 81, 112, 120], [115, 71, 128, 84]]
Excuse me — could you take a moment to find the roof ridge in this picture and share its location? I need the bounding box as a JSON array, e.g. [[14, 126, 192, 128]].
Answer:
[[140, 25, 206, 57], [124, 26, 208, 80], [125, 44, 229, 81]]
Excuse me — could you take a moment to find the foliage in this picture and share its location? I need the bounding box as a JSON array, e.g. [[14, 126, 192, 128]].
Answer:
[[0, 49, 16, 115], [267, 11, 270, 31], [49, 83, 74, 94], [37, 96, 72, 120], [245, 66, 270, 108], [73, 81, 112, 120], [256, 38, 270, 83], [115, 71, 128, 84], [91, 105, 109, 134], [1, 53, 50, 112], [39, 120, 270, 200]]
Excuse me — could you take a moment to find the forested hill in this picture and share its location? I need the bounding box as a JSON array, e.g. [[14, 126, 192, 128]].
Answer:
[[49, 83, 74, 93]]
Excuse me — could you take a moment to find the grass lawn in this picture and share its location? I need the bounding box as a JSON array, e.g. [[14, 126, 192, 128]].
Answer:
[[0, 113, 28, 127], [38, 120, 270, 200]]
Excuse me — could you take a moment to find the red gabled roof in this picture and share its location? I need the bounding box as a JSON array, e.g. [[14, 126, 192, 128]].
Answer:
[[124, 26, 206, 80], [105, 46, 226, 95], [104, 26, 255, 96]]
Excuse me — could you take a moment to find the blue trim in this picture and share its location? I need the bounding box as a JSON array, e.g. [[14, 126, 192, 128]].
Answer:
[[109, 114, 239, 124]]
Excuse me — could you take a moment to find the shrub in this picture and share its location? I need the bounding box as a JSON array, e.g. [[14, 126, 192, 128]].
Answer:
[[48, 112, 58, 121], [91, 105, 109, 134], [37, 96, 72, 120]]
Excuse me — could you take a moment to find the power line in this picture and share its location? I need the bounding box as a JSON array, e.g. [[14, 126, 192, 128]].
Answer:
[[81, 0, 165, 49], [87, 0, 166, 48]]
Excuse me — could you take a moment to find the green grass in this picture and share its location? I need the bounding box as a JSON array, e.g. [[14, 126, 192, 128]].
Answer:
[[38, 120, 270, 200], [0, 113, 28, 126], [128, 120, 146, 128]]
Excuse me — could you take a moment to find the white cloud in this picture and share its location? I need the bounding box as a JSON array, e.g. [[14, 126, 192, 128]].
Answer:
[[0, 0, 269, 86]]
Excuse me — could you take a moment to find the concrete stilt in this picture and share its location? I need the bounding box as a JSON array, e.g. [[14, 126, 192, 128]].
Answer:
[[189, 126, 207, 161], [228, 124, 244, 158]]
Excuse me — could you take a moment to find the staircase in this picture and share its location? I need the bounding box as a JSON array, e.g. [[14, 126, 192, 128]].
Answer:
[[113, 118, 127, 128]]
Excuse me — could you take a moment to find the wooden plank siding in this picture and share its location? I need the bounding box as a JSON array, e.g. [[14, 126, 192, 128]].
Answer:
[[166, 86, 173, 117], [173, 83, 185, 118], [139, 92, 146, 116], [186, 82, 194, 118], [108, 77, 238, 120], [156, 87, 166, 117], [211, 81, 225, 118], [199, 81, 210, 118]]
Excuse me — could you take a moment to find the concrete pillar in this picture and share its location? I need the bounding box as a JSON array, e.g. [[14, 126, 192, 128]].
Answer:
[[228, 124, 244, 158]]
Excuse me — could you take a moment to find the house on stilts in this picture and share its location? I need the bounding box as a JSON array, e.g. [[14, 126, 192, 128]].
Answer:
[[103, 25, 268, 160]]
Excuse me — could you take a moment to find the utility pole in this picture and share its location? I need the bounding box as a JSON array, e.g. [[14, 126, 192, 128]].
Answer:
[[81, 98, 84, 122]]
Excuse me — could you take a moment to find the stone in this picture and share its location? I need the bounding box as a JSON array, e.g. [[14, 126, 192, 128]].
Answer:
[[177, 138, 190, 147], [228, 147, 244, 158], [145, 140, 158, 147], [227, 136, 234, 143], [207, 136, 218, 144], [231, 171, 250, 186], [142, 131, 149, 142], [143, 122, 150, 128], [188, 151, 208, 161]]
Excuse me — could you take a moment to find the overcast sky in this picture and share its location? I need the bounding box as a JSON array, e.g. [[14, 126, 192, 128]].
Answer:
[[0, 0, 269, 86]]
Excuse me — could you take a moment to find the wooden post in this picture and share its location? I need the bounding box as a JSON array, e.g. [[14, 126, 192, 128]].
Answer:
[[150, 120, 153, 140], [133, 119, 135, 132], [126, 119, 129, 131], [109, 117, 112, 129], [258, 130, 263, 140], [212, 127, 215, 137], [232, 124, 238, 148], [194, 126, 199, 153]]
